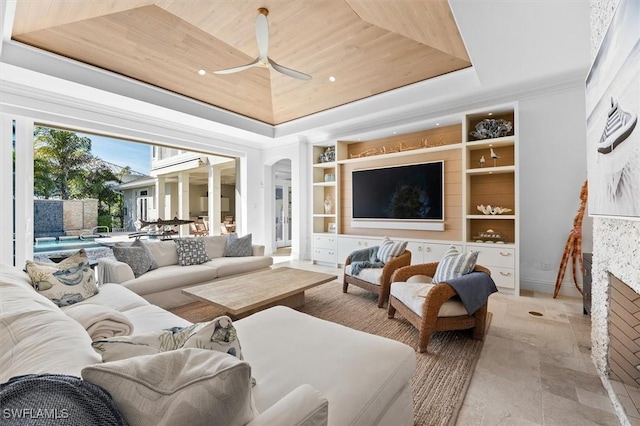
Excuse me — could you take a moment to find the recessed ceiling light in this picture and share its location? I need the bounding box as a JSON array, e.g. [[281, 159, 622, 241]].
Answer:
[[329, 76, 336, 82], [393, 131, 397, 135], [487, 112, 493, 116], [436, 123, 440, 126], [198, 69, 206, 76]]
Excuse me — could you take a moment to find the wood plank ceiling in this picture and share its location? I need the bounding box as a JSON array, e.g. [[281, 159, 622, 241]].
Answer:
[[11, 0, 471, 125]]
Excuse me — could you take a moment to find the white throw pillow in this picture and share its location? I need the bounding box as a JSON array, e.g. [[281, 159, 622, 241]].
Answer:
[[376, 237, 408, 263], [24, 249, 99, 307], [82, 348, 255, 426], [432, 246, 479, 284]]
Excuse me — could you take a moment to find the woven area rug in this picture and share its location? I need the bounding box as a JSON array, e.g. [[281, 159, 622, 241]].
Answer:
[[170, 281, 490, 426]]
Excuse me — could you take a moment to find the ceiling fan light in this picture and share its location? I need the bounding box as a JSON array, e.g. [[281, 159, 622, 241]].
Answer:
[[329, 76, 336, 82], [198, 69, 206, 76]]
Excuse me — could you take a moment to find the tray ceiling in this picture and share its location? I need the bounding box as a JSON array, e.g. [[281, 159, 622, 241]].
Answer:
[[11, 0, 471, 125]]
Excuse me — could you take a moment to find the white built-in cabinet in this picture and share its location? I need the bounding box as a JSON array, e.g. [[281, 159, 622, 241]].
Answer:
[[311, 103, 519, 294]]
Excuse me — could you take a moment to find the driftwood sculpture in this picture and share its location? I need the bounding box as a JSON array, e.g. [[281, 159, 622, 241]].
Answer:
[[553, 180, 588, 298]]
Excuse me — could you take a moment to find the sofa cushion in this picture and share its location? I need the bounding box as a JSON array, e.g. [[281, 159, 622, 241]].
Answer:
[[432, 246, 479, 284], [0, 267, 102, 382], [82, 348, 255, 426], [112, 240, 157, 277], [235, 306, 415, 425], [377, 237, 408, 263], [24, 251, 99, 307], [202, 235, 228, 259], [143, 240, 179, 267], [61, 283, 150, 313], [120, 305, 191, 334], [174, 238, 210, 266], [121, 264, 218, 296], [224, 233, 253, 257], [205, 256, 273, 278]]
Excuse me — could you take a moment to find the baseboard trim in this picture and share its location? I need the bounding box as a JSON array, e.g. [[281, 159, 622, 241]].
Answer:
[[520, 278, 584, 298]]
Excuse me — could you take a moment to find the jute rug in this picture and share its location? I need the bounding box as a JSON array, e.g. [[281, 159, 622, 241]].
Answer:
[[170, 281, 490, 426]]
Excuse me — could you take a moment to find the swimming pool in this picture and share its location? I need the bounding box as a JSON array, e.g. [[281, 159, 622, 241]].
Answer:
[[33, 238, 105, 253]]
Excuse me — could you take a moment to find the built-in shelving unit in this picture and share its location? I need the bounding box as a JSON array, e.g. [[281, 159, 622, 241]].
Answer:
[[310, 104, 519, 294]]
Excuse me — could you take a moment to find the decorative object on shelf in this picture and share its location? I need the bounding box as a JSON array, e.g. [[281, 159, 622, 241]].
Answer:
[[470, 118, 513, 140], [479, 155, 485, 167], [472, 229, 506, 243], [318, 146, 335, 163], [327, 222, 336, 233], [323, 195, 333, 214], [324, 173, 335, 182], [490, 147, 500, 166], [477, 205, 512, 215], [553, 180, 587, 298]]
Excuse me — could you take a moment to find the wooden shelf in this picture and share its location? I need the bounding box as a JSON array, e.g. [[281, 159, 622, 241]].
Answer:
[[466, 215, 515, 220], [313, 161, 336, 168], [337, 143, 462, 164], [466, 135, 515, 149], [312, 181, 336, 187], [313, 214, 336, 218], [466, 165, 515, 175]]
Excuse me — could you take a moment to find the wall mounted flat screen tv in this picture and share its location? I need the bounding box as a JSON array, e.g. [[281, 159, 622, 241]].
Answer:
[[352, 161, 444, 221]]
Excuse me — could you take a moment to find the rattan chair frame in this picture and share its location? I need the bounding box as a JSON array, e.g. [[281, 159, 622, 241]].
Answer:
[[343, 250, 412, 308], [388, 262, 490, 353]]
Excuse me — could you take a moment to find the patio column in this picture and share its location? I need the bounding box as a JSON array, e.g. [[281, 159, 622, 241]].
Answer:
[[177, 172, 190, 237], [208, 165, 222, 235], [156, 176, 165, 220]]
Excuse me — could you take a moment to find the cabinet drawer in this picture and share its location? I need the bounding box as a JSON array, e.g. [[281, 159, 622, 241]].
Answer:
[[488, 267, 515, 289], [470, 246, 515, 268], [314, 235, 337, 250], [313, 248, 337, 263]]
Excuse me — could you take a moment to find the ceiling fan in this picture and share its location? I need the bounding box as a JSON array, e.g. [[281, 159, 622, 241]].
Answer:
[[214, 8, 312, 81]]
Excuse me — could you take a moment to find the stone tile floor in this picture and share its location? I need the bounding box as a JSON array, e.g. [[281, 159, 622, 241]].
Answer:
[[457, 290, 619, 425], [257, 259, 623, 425]]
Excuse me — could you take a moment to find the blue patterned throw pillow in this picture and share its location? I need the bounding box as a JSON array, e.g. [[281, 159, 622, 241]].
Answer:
[[432, 246, 479, 284], [224, 233, 253, 257], [173, 238, 210, 266]]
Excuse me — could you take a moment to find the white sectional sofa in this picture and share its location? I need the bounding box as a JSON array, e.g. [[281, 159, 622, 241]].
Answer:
[[0, 263, 417, 425], [97, 235, 273, 309]]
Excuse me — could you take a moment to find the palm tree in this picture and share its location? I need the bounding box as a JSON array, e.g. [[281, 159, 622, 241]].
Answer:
[[34, 127, 92, 199]]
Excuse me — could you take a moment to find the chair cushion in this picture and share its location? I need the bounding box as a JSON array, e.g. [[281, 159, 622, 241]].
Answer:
[[432, 246, 479, 284], [344, 264, 383, 285], [390, 282, 468, 317], [406, 275, 432, 284], [377, 237, 408, 263]]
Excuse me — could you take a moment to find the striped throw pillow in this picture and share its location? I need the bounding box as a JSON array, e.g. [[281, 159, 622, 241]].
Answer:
[[432, 246, 479, 284], [376, 237, 408, 263]]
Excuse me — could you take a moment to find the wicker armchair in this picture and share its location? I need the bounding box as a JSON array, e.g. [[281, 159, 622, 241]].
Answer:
[[388, 262, 491, 353], [343, 250, 412, 308]]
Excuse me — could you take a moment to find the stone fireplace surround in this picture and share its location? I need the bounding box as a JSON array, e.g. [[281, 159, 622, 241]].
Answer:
[[589, 1, 640, 423]]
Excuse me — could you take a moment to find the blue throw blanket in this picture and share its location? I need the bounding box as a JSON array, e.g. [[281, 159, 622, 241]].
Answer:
[[0, 374, 127, 425], [445, 272, 498, 315], [349, 246, 384, 277]]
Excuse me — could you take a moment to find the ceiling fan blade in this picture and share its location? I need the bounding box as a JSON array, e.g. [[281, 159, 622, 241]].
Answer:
[[268, 58, 312, 81], [256, 9, 269, 60], [213, 57, 260, 75]]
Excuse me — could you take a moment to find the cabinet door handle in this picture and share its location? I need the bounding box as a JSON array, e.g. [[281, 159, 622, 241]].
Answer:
[[418, 246, 423, 252], [500, 252, 511, 257], [425, 247, 431, 252], [364, 242, 368, 247], [357, 242, 362, 246], [500, 271, 512, 276]]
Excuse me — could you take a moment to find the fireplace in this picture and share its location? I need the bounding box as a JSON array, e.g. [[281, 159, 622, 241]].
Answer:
[[608, 273, 640, 386]]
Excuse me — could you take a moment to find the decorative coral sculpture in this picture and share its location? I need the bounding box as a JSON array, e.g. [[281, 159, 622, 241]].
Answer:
[[477, 205, 512, 215], [470, 119, 513, 140]]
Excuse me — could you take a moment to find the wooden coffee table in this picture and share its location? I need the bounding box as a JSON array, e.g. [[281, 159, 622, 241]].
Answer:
[[182, 267, 337, 319]]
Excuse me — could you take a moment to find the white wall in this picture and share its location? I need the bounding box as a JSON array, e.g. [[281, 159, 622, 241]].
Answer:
[[518, 85, 592, 295]]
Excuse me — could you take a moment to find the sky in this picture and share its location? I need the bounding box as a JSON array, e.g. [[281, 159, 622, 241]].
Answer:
[[80, 133, 151, 175]]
